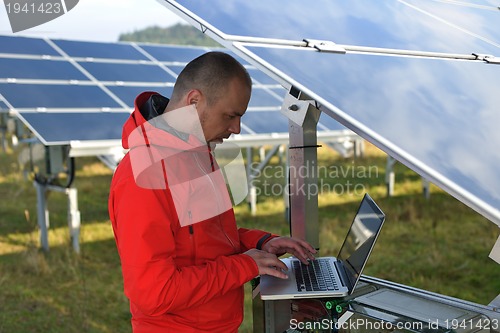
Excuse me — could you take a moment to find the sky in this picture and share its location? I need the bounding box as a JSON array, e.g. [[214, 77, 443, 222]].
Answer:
[[0, 0, 186, 42]]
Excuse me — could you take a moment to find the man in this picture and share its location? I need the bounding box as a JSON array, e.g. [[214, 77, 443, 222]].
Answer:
[[108, 52, 316, 332]]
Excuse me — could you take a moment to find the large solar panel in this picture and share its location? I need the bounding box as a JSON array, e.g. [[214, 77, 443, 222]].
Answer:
[[160, 0, 499, 55], [0, 34, 353, 147], [0, 59, 88, 80], [18, 112, 130, 146], [0, 84, 124, 110], [0, 35, 59, 56], [51, 39, 150, 60], [156, 0, 500, 225]]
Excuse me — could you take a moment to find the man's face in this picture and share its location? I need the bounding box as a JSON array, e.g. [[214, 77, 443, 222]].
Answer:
[[197, 78, 250, 144]]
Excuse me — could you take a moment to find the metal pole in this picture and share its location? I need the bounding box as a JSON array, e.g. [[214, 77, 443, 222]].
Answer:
[[284, 90, 321, 249], [386, 155, 396, 197], [67, 187, 81, 253], [246, 147, 257, 215], [34, 180, 49, 252]]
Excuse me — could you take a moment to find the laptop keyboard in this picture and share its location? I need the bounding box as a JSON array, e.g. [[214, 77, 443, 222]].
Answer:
[[293, 259, 340, 292]]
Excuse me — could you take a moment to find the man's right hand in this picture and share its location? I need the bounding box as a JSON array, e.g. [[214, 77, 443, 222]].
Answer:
[[243, 249, 288, 279]]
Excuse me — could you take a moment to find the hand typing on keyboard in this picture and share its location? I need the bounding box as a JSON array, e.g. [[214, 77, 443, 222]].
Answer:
[[261, 236, 317, 264], [244, 249, 290, 279]]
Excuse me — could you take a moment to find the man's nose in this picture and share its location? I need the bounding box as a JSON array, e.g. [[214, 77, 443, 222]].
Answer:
[[228, 118, 241, 134]]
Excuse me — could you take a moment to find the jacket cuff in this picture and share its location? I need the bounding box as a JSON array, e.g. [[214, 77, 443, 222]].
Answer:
[[256, 233, 272, 250], [238, 253, 260, 278]]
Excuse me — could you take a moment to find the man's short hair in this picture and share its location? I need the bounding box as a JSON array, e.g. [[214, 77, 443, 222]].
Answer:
[[171, 51, 252, 106]]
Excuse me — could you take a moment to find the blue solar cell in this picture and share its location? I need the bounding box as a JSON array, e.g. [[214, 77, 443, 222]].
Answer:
[[165, 65, 184, 76], [139, 44, 208, 62], [242, 44, 500, 222], [79, 62, 177, 83], [241, 111, 289, 134], [0, 83, 122, 109], [318, 113, 349, 131], [268, 87, 287, 98], [403, 0, 500, 49], [18, 112, 130, 144], [107, 86, 174, 108], [166, 0, 499, 55], [0, 101, 8, 111], [52, 39, 149, 60], [0, 35, 59, 56], [248, 68, 282, 85], [248, 88, 283, 108], [0, 59, 88, 80]]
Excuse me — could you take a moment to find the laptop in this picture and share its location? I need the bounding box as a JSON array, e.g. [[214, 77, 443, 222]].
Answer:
[[260, 193, 385, 300]]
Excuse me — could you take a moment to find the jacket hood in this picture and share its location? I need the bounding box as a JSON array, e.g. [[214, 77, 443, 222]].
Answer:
[[123, 91, 206, 151], [122, 91, 167, 149]]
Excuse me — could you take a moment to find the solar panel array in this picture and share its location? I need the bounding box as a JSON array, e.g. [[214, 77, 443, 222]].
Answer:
[[0, 35, 352, 147], [156, 0, 500, 225]]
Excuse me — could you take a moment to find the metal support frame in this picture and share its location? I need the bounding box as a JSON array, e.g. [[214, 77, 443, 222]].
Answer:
[[34, 181, 81, 253], [324, 137, 365, 159], [31, 144, 81, 253], [246, 145, 284, 216], [0, 112, 7, 152], [386, 155, 431, 199], [386, 155, 397, 197], [283, 89, 321, 249]]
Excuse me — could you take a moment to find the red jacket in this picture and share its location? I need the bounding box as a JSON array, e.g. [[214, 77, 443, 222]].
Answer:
[[109, 92, 272, 332]]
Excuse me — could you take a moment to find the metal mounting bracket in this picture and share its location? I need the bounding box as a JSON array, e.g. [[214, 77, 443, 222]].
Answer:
[[489, 234, 500, 264], [303, 39, 346, 54], [280, 94, 319, 126], [280, 93, 315, 126], [472, 53, 500, 64]]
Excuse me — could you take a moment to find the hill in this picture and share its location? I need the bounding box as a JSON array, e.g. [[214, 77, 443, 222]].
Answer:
[[118, 23, 221, 47]]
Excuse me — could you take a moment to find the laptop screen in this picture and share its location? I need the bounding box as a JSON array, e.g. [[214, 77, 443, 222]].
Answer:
[[337, 193, 385, 290]]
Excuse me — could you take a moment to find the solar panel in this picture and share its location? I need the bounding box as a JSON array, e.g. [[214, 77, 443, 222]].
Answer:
[[139, 44, 209, 62], [0, 83, 123, 109], [157, 0, 500, 225], [17, 112, 130, 145], [0, 58, 88, 81], [248, 88, 283, 108], [240, 111, 289, 134], [0, 34, 356, 147], [77, 62, 177, 83], [52, 39, 149, 61], [161, 0, 499, 55], [248, 68, 281, 85], [403, 0, 500, 48], [163, 65, 185, 76], [0, 35, 59, 56]]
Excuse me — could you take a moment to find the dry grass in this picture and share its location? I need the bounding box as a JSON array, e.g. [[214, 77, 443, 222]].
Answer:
[[0, 142, 499, 333]]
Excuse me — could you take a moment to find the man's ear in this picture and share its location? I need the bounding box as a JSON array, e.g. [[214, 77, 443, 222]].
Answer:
[[186, 89, 202, 106]]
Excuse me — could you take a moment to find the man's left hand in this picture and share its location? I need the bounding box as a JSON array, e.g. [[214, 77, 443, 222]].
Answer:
[[261, 237, 317, 264]]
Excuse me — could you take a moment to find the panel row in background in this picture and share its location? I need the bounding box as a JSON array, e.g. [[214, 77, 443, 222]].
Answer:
[[0, 34, 354, 146]]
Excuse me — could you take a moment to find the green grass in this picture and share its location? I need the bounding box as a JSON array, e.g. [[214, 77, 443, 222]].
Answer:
[[1, 142, 499, 333]]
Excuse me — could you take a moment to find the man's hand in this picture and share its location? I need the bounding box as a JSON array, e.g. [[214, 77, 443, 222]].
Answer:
[[261, 236, 317, 264], [243, 249, 289, 279]]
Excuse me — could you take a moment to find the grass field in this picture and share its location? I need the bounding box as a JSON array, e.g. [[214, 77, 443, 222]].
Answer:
[[0, 141, 499, 333]]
